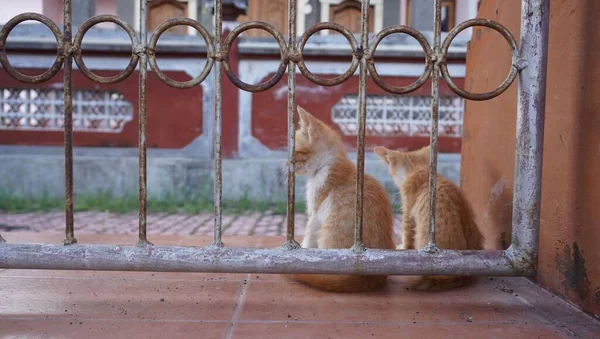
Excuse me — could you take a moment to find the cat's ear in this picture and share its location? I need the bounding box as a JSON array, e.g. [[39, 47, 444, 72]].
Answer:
[[297, 106, 321, 141], [417, 145, 431, 161], [374, 147, 391, 164], [297, 106, 313, 128]]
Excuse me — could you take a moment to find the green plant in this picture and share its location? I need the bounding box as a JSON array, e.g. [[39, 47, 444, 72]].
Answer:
[[0, 191, 307, 215]]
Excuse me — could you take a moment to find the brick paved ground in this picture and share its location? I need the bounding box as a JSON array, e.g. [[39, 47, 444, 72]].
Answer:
[[0, 212, 403, 236]]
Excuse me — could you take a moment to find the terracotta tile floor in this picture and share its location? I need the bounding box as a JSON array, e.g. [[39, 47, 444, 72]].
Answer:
[[1, 233, 599, 339]]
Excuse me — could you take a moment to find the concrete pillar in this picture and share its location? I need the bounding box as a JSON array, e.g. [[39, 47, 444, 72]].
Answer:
[[71, 0, 95, 27], [410, 0, 434, 31]]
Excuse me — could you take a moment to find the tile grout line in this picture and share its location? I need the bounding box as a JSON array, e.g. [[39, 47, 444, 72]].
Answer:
[[222, 236, 261, 339], [189, 214, 212, 235], [512, 293, 583, 338], [248, 213, 266, 236], [223, 274, 251, 339], [511, 291, 584, 338], [500, 278, 585, 338]]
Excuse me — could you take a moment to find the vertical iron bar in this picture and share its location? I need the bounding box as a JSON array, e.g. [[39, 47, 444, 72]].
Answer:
[[137, 0, 149, 246], [424, 0, 443, 252], [284, 0, 300, 249], [212, 0, 224, 248], [509, 0, 549, 264], [63, 0, 76, 245], [353, 0, 370, 251]]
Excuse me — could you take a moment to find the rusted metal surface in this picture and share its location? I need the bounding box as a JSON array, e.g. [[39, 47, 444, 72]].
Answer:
[[284, 0, 300, 250], [148, 18, 214, 88], [0, 13, 64, 83], [62, 0, 76, 245], [352, 0, 370, 252], [0, 0, 548, 277], [137, 0, 149, 246], [440, 19, 520, 101], [212, 0, 224, 248], [508, 0, 549, 272], [297, 22, 359, 86], [422, 0, 443, 253], [222, 21, 287, 92], [0, 244, 530, 276], [367, 25, 433, 94], [73, 15, 139, 84]]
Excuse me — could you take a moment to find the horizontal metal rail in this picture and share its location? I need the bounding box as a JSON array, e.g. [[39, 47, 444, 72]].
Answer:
[[0, 0, 549, 277], [1, 244, 526, 276]]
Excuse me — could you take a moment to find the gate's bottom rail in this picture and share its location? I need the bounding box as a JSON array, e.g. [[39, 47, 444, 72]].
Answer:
[[0, 243, 530, 276]]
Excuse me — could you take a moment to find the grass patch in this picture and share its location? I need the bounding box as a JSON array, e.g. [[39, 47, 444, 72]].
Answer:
[[0, 192, 306, 215]]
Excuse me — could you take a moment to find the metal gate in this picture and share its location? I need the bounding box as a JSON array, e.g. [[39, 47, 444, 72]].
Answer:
[[0, 0, 548, 276]]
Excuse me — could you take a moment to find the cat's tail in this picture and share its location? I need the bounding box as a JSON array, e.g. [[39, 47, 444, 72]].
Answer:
[[294, 274, 388, 293], [410, 275, 475, 291]]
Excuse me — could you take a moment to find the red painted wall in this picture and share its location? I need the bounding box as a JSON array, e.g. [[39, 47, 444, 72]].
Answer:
[[0, 68, 202, 149], [250, 74, 464, 153]]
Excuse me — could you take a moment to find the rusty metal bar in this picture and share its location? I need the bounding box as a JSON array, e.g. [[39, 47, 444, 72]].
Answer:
[[212, 0, 224, 248], [352, 0, 370, 251], [508, 0, 549, 270], [440, 19, 519, 101], [137, 0, 149, 246], [0, 244, 528, 276], [62, 0, 76, 245], [284, 0, 300, 249], [423, 0, 443, 252]]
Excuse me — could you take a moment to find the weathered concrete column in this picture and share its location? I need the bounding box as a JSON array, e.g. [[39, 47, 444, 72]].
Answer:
[[410, 0, 434, 31], [72, 0, 96, 27]]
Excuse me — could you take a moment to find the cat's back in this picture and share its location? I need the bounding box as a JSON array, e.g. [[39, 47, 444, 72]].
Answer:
[[362, 173, 395, 249], [407, 166, 483, 250], [403, 166, 463, 205]]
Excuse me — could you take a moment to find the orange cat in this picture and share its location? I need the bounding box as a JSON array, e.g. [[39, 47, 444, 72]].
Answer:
[[292, 106, 396, 292], [374, 146, 484, 290]]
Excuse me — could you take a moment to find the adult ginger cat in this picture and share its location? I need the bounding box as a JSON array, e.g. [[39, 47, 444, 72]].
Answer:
[[374, 146, 484, 290], [292, 106, 395, 292]]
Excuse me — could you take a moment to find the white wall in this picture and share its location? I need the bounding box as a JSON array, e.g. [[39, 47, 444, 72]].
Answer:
[[456, 0, 479, 38], [0, 0, 43, 25]]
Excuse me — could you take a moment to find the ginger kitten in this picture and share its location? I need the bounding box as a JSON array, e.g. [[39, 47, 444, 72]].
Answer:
[[374, 146, 484, 290], [292, 106, 396, 292]]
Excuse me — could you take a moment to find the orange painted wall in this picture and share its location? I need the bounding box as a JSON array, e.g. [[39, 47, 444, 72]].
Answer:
[[462, 0, 599, 317]]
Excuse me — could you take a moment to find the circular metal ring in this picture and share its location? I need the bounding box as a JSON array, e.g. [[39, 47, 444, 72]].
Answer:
[[223, 21, 287, 92], [73, 15, 139, 84], [148, 18, 214, 88], [367, 25, 433, 94], [0, 13, 64, 83], [297, 22, 359, 86], [441, 19, 519, 101]]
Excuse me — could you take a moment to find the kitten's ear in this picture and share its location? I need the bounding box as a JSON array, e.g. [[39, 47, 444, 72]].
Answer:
[[297, 106, 321, 140], [418, 145, 431, 160], [297, 106, 313, 128], [374, 147, 391, 164]]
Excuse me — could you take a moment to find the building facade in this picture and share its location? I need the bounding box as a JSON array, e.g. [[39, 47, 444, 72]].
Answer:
[[0, 0, 478, 199]]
